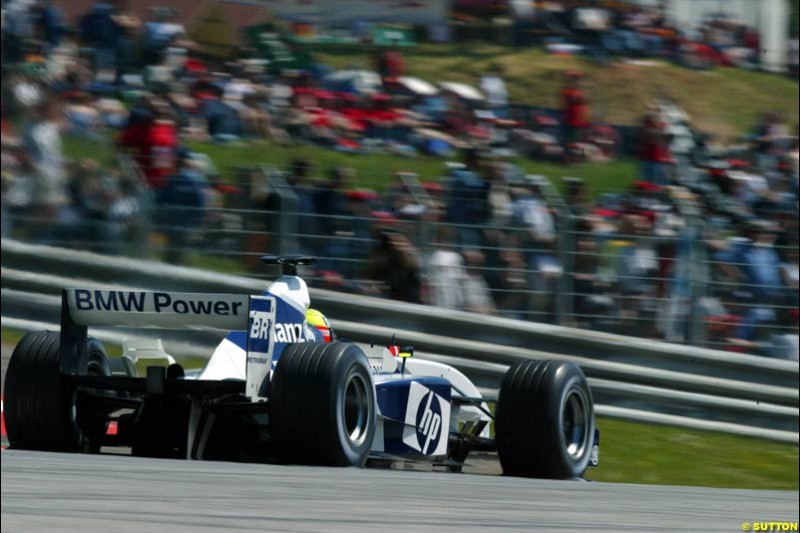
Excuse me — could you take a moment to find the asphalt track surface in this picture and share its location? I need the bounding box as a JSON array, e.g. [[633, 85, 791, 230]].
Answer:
[[2, 450, 798, 533]]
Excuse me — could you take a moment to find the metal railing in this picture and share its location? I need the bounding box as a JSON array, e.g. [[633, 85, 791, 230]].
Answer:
[[1, 239, 797, 443]]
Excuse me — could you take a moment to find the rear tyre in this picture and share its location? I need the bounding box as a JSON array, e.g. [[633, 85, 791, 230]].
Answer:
[[271, 342, 376, 467], [495, 360, 594, 479], [4, 331, 111, 452]]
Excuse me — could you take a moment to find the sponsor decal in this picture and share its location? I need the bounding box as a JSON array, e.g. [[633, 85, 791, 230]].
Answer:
[[402, 381, 450, 456], [246, 296, 276, 400], [273, 323, 317, 343], [70, 289, 244, 316]]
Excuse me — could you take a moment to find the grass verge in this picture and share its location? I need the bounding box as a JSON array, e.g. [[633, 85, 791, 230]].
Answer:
[[185, 139, 640, 194], [586, 417, 798, 490], [311, 43, 799, 139], [64, 132, 639, 195], [3, 327, 797, 489]]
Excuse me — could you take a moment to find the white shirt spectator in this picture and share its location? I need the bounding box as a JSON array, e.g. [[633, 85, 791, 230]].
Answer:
[[426, 249, 466, 310], [462, 271, 496, 314], [23, 119, 66, 206], [511, 195, 555, 241], [480, 75, 508, 108], [13, 79, 42, 108]]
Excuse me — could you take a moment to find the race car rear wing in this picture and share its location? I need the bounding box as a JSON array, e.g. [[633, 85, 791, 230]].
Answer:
[[65, 289, 249, 330], [61, 289, 290, 401]]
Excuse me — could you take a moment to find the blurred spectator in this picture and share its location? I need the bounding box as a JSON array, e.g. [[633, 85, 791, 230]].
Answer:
[[509, 175, 558, 319], [754, 111, 789, 173], [142, 6, 183, 65], [561, 71, 590, 144], [425, 226, 466, 310], [714, 221, 784, 305], [639, 104, 672, 185], [9, 70, 44, 111], [3, 0, 35, 63], [509, 176, 555, 249], [80, 1, 117, 80], [461, 249, 496, 315], [364, 228, 422, 303], [376, 47, 405, 88], [287, 157, 316, 228], [486, 160, 512, 226], [615, 214, 660, 336], [118, 98, 178, 190], [66, 160, 132, 254], [200, 85, 243, 142], [444, 148, 489, 247], [159, 153, 209, 264], [314, 166, 351, 220], [33, 0, 63, 51], [480, 63, 508, 118], [64, 93, 101, 137], [22, 98, 68, 242]]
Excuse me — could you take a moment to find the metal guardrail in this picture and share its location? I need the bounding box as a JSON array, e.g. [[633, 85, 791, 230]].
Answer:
[[1, 239, 797, 443]]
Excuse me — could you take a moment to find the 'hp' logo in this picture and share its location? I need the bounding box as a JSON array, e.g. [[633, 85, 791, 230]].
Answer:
[[416, 390, 442, 454], [402, 382, 450, 456]]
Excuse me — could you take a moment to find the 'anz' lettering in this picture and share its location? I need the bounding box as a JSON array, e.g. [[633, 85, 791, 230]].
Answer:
[[274, 323, 313, 343]]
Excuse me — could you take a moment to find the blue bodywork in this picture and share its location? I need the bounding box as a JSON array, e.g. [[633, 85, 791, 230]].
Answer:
[[230, 292, 454, 457], [376, 377, 452, 456]]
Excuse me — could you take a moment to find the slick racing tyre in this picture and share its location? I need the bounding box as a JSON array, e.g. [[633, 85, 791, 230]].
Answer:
[[271, 342, 376, 467], [4, 331, 111, 452], [495, 360, 595, 479]]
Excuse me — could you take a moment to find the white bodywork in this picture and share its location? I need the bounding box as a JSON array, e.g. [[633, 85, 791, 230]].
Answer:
[[198, 275, 311, 381], [368, 353, 493, 443], [138, 273, 493, 451]]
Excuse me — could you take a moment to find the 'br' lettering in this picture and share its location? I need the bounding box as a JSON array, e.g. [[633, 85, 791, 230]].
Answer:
[[250, 314, 271, 340]]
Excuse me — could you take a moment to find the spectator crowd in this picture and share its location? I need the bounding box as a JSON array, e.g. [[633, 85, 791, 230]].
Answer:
[[1, 0, 797, 359]]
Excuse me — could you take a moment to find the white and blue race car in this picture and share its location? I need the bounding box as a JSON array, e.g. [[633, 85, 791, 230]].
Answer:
[[4, 256, 598, 479]]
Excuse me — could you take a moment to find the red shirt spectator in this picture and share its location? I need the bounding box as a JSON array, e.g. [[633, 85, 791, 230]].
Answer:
[[562, 73, 590, 130], [119, 118, 178, 189], [563, 87, 589, 128], [640, 115, 671, 163]]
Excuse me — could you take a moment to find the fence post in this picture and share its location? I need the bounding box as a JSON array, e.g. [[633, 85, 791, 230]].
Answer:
[[687, 216, 709, 346], [260, 166, 299, 255], [555, 212, 575, 326]]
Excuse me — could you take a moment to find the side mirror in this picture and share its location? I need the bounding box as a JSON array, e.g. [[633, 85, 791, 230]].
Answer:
[[387, 345, 414, 358]]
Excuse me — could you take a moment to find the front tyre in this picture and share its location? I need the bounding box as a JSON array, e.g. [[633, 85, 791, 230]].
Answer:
[[495, 360, 595, 479], [271, 342, 376, 467]]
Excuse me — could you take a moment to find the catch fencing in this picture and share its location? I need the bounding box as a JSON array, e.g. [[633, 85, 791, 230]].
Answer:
[[5, 161, 796, 361]]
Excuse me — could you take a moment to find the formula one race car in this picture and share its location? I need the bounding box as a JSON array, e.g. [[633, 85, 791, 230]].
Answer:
[[3, 256, 599, 479]]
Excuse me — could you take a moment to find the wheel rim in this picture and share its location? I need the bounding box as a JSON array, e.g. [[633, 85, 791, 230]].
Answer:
[[562, 387, 590, 461], [343, 373, 370, 447]]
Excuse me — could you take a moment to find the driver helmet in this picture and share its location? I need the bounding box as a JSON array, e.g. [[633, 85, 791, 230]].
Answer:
[[306, 308, 335, 342]]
